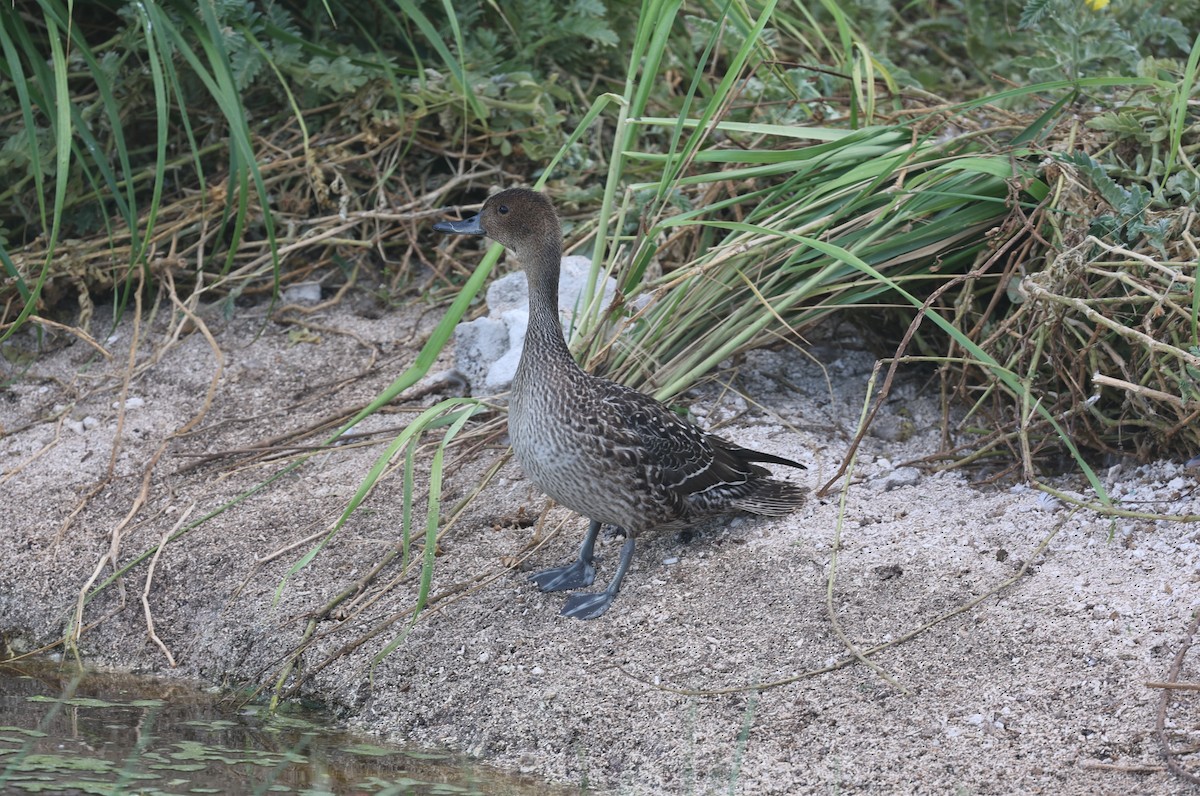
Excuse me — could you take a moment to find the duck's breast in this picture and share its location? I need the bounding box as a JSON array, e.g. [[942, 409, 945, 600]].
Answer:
[[508, 375, 676, 532]]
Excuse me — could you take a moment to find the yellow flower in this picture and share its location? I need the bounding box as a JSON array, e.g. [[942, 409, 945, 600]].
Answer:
[[1085, 0, 1110, 9]]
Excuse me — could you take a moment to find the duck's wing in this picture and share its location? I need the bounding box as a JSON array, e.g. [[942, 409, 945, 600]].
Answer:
[[588, 381, 804, 508]]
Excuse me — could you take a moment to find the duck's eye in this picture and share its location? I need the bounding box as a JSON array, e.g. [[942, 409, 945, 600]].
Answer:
[[497, 204, 509, 215]]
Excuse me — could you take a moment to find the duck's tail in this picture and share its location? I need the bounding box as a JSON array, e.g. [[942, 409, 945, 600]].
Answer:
[[735, 446, 807, 471]]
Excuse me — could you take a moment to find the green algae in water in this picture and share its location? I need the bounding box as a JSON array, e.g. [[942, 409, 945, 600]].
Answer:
[[0, 661, 566, 795], [27, 695, 165, 709]]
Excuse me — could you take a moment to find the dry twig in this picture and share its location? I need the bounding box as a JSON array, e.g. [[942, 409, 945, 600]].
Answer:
[[1156, 610, 1200, 786]]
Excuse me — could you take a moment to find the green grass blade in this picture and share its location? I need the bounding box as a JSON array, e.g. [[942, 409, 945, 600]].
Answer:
[[1164, 30, 1200, 180], [392, 0, 484, 119], [273, 399, 480, 604], [369, 404, 480, 665]]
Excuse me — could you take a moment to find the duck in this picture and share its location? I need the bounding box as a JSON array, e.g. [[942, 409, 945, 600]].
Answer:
[[434, 187, 807, 619]]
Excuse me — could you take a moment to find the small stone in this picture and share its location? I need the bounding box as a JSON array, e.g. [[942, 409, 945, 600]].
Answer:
[[869, 416, 915, 442], [874, 563, 903, 580], [876, 467, 921, 491]]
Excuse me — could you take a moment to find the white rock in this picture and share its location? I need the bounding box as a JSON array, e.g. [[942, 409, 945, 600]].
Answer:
[[282, 282, 322, 304], [486, 271, 531, 314], [453, 316, 509, 394], [453, 255, 619, 396], [484, 307, 529, 392]]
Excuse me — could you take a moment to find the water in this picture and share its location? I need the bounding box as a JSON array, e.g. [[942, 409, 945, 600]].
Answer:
[[0, 659, 565, 795]]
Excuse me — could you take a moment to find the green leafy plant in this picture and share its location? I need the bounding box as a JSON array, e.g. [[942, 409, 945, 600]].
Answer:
[[851, 0, 1199, 90], [1060, 149, 1168, 248], [425, 0, 626, 74]]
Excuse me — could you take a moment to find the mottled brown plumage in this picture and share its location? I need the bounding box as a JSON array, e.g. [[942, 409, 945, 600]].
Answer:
[[434, 188, 806, 618]]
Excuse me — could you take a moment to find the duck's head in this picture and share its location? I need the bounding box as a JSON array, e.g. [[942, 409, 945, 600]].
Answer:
[[433, 188, 560, 261]]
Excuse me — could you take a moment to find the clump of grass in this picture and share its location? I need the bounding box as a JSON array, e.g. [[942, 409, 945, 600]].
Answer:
[[577, 117, 1049, 401], [554, 10, 1200, 470], [0, 0, 631, 336], [953, 170, 1200, 467]]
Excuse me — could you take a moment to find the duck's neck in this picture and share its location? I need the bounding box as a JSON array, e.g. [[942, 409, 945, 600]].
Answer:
[[519, 243, 578, 371]]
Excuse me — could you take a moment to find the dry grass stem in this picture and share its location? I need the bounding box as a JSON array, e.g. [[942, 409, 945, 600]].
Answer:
[[1156, 610, 1200, 786], [1146, 681, 1200, 691], [142, 504, 196, 668]]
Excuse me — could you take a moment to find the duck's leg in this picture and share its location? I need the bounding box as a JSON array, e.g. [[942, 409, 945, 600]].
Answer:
[[528, 519, 600, 592], [560, 536, 636, 620]]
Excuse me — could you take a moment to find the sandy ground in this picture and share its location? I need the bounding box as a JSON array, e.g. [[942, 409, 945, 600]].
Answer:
[[1, 292, 1198, 795]]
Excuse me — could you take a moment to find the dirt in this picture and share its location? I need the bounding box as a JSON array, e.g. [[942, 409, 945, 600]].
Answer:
[[1, 293, 1198, 795]]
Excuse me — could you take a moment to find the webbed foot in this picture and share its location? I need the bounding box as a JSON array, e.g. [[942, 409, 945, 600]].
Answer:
[[529, 558, 596, 592], [560, 591, 617, 620], [557, 536, 636, 621], [527, 519, 602, 592]]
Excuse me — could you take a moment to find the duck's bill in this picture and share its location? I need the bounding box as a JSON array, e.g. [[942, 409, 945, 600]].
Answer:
[[432, 213, 485, 235]]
